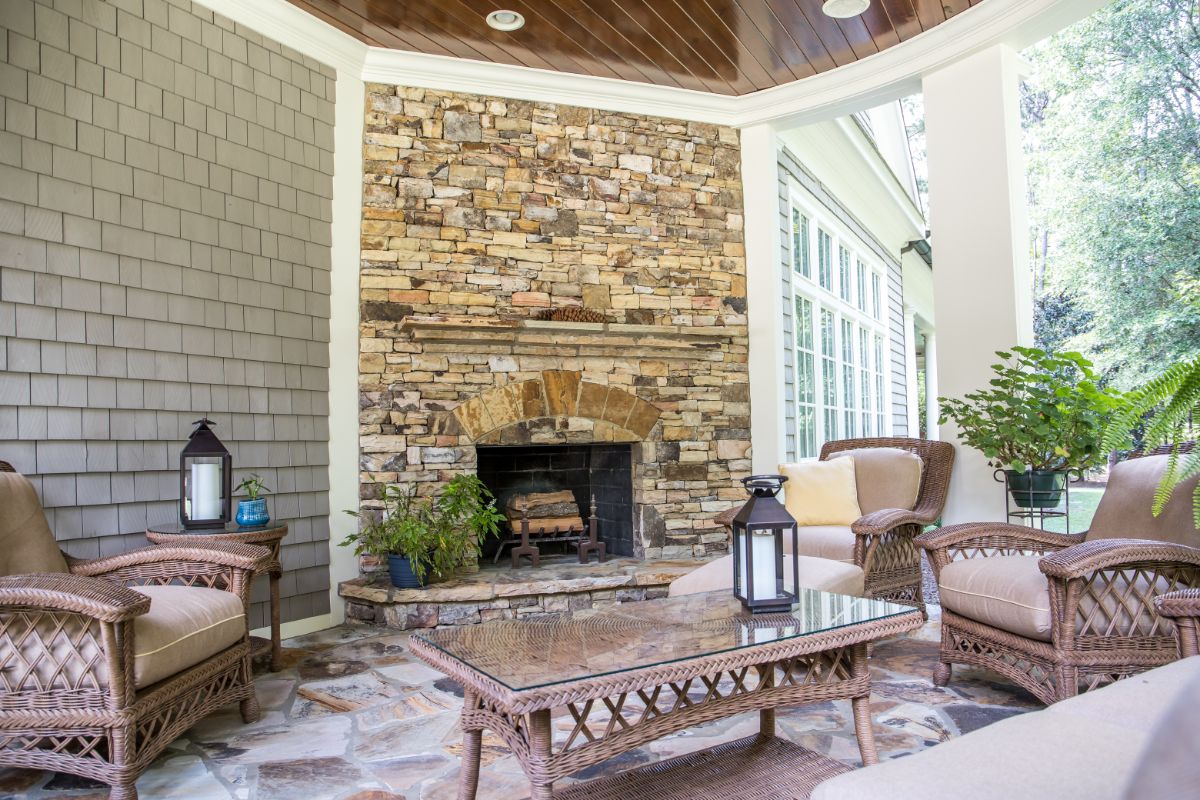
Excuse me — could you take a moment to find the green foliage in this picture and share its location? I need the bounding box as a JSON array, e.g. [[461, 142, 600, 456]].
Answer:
[[1103, 355, 1200, 524], [939, 346, 1126, 473], [234, 473, 270, 500], [1024, 0, 1200, 389], [340, 474, 505, 583]]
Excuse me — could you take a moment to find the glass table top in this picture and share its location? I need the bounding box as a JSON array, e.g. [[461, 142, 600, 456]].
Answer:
[[412, 589, 915, 692]]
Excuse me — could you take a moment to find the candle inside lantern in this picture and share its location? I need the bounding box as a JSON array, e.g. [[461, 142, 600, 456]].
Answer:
[[738, 530, 778, 602], [191, 462, 222, 520]]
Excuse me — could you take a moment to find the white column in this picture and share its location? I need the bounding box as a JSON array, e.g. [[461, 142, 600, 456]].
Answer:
[[924, 329, 939, 441], [325, 71, 366, 626], [924, 44, 1033, 523], [741, 123, 786, 476], [903, 308, 920, 437]]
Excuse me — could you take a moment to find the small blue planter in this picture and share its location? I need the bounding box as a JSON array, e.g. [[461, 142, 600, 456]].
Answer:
[[387, 554, 426, 589], [236, 498, 270, 527]]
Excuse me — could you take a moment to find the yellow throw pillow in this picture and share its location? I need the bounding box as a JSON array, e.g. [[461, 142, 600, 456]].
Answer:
[[779, 458, 863, 526]]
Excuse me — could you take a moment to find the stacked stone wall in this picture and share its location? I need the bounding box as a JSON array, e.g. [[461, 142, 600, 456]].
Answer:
[[357, 85, 750, 559]]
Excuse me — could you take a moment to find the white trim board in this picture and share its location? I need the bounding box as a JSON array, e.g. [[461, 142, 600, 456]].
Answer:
[[253, 613, 337, 643], [196, 0, 1105, 127]]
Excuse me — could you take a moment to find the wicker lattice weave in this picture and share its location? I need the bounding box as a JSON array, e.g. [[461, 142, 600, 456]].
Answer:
[[0, 463, 270, 800], [916, 448, 1200, 703]]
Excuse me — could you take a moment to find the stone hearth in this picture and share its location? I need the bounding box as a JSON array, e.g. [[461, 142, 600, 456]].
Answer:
[[339, 557, 707, 630]]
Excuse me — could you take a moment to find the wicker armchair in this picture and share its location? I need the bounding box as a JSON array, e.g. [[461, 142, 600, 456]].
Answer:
[[915, 447, 1200, 704], [819, 438, 955, 612], [0, 462, 270, 799]]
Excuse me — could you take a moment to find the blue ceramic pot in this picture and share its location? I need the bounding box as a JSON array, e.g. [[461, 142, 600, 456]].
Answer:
[[236, 498, 270, 527], [387, 554, 425, 589]]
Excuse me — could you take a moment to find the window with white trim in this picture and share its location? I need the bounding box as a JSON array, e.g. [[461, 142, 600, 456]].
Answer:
[[788, 191, 891, 459]]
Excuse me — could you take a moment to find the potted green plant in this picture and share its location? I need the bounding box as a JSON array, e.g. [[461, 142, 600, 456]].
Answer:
[[1103, 354, 1200, 524], [939, 346, 1125, 508], [234, 473, 271, 527], [341, 474, 505, 588]]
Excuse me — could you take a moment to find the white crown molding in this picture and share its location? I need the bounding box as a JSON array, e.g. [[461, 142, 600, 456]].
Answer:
[[734, 0, 1108, 128], [195, 0, 1102, 128], [193, 0, 368, 75], [360, 48, 740, 126]]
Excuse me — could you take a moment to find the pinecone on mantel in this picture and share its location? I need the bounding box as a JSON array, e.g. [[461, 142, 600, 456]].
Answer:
[[536, 307, 608, 324]]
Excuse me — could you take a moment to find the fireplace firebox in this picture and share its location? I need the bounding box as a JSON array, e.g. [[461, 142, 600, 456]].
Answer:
[[476, 444, 635, 559]]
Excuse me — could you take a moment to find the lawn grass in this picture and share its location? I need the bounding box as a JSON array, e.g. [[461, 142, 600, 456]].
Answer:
[[1039, 486, 1103, 534]]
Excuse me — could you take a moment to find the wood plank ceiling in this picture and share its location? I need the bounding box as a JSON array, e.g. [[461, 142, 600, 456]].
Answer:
[[285, 0, 987, 95]]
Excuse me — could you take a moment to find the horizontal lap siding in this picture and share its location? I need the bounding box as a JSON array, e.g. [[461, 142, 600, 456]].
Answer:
[[0, 0, 335, 628]]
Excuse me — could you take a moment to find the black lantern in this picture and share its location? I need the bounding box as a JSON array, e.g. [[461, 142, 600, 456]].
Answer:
[[731, 475, 799, 614], [179, 418, 232, 529]]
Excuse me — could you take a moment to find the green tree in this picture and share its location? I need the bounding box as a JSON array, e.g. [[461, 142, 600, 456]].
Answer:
[[1024, 0, 1200, 389]]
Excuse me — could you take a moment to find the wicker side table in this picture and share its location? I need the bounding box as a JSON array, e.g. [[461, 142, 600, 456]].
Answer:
[[146, 522, 288, 671]]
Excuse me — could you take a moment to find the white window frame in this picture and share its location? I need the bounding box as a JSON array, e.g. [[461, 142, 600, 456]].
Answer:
[[787, 188, 892, 459]]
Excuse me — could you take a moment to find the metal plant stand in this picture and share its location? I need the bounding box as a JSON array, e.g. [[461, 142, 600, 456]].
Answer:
[[994, 469, 1083, 533]]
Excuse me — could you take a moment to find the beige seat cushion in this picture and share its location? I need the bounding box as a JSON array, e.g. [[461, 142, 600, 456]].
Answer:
[[789, 525, 856, 564], [1087, 454, 1200, 547], [938, 555, 1052, 642], [827, 447, 924, 514], [668, 554, 865, 598], [779, 459, 862, 526], [0, 472, 69, 575], [813, 656, 1200, 800], [1119, 664, 1200, 799], [132, 585, 245, 688]]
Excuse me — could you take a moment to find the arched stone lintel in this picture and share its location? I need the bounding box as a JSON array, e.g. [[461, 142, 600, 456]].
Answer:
[[452, 370, 661, 443]]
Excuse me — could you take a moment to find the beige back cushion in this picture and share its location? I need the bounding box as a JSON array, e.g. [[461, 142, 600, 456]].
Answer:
[[1087, 454, 1200, 547], [779, 459, 862, 526], [828, 447, 924, 514], [0, 472, 68, 575]]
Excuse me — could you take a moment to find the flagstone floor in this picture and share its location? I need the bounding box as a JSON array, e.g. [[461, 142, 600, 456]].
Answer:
[[5, 608, 1039, 800]]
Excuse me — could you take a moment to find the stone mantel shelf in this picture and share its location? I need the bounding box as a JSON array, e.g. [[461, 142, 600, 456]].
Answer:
[[399, 315, 743, 355]]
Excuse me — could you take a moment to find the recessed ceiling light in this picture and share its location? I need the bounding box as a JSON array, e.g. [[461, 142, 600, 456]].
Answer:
[[822, 0, 870, 18], [485, 10, 525, 31]]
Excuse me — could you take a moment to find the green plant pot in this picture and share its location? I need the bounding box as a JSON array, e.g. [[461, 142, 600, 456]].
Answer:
[[1006, 469, 1068, 509], [387, 554, 425, 589]]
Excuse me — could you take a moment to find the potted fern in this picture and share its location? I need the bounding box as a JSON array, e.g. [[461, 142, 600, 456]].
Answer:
[[1103, 355, 1200, 524], [940, 347, 1125, 508], [341, 474, 504, 588]]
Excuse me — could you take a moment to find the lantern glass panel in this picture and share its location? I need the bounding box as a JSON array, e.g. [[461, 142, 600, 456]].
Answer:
[[184, 456, 225, 522]]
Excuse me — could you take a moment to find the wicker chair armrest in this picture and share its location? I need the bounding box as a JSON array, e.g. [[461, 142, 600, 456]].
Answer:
[[914, 522, 1084, 553], [1156, 589, 1200, 620], [1038, 539, 1200, 580], [0, 574, 150, 623], [852, 508, 936, 536], [71, 542, 271, 579]]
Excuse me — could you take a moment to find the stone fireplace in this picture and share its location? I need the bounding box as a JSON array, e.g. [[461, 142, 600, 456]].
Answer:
[[356, 83, 751, 579]]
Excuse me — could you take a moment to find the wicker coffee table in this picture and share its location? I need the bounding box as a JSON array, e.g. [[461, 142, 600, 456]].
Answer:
[[409, 589, 922, 800]]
